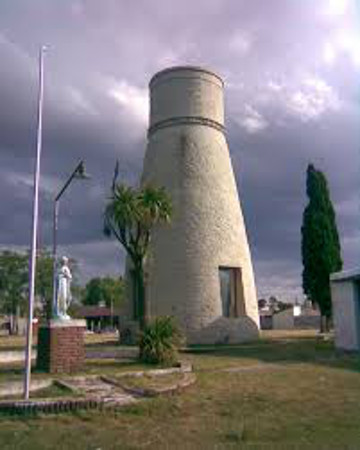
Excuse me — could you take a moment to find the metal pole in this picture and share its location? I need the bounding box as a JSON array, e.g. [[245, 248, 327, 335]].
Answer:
[[51, 160, 88, 321], [24, 45, 46, 400], [52, 201, 59, 318]]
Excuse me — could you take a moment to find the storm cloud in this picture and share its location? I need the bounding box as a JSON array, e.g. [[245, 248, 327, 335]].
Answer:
[[0, 0, 359, 300]]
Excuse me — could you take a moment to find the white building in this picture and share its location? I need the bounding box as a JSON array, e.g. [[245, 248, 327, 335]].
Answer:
[[330, 268, 360, 352]]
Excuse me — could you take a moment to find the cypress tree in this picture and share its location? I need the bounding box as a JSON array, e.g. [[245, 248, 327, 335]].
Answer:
[[301, 164, 342, 332]]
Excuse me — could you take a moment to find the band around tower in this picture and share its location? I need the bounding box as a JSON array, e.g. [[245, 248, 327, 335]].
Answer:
[[148, 65, 225, 138]]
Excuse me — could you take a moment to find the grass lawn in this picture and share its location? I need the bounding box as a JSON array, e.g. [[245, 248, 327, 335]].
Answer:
[[0, 330, 359, 449], [0, 359, 152, 384], [0, 331, 119, 351], [1, 382, 75, 401], [0, 334, 32, 351]]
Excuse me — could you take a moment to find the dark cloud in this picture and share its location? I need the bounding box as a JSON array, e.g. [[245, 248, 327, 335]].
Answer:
[[0, 0, 358, 299]]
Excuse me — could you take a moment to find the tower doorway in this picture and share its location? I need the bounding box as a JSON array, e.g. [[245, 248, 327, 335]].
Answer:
[[219, 267, 246, 318]]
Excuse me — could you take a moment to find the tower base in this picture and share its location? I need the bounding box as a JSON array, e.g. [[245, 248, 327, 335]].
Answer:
[[186, 317, 259, 345], [36, 319, 86, 373]]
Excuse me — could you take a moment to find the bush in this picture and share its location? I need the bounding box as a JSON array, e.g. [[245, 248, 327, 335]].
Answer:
[[138, 316, 183, 366]]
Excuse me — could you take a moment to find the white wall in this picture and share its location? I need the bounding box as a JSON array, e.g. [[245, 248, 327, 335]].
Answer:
[[331, 278, 359, 351], [273, 309, 294, 330]]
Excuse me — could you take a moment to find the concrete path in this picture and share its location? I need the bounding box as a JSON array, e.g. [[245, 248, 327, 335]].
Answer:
[[61, 377, 138, 408]]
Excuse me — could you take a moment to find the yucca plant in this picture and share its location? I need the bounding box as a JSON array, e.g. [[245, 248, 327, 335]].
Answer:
[[138, 316, 183, 366]]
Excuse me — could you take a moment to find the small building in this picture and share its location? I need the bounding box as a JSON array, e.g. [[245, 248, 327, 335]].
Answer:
[[294, 306, 321, 329], [74, 306, 122, 332], [272, 307, 294, 330], [330, 268, 360, 352], [259, 304, 321, 331], [259, 310, 273, 330]]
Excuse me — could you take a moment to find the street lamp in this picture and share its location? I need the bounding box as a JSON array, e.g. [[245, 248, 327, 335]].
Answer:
[[52, 160, 90, 317]]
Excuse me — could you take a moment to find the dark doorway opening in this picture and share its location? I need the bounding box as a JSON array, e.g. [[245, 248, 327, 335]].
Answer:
[[219, 267, 246, 318]]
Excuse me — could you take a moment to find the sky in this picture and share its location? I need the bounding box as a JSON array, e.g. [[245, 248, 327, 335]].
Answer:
[[0, 0, 359, 301]]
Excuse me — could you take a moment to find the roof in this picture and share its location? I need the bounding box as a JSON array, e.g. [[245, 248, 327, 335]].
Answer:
[[330, 267, 360, 282], [75, 306, 124, 318]]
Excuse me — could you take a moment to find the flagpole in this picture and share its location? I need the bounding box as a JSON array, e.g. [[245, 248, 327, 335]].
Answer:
[[24, 45, 46, 400]]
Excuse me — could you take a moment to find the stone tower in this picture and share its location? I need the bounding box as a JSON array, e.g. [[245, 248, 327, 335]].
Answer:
[[140, 66, 259, 344]]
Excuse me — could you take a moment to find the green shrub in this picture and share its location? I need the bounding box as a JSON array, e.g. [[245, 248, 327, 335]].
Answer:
[[138, 316, 183, 366]]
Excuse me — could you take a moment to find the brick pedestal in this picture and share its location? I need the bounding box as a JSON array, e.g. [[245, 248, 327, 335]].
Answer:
[[36, 319, 86, 373]]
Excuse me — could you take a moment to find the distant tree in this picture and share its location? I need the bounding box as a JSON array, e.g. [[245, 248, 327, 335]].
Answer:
[[301, 164, 342, 332], [0, 249, 82, 328], [0, 251, 28, 334], [276, 301, 292, 312], [104, 174, 172, 330], [268, 296, 279, 312], [83, 276, 124, 308], [101, 277, 125, 309], [35, 249, 53, 319], [258, 299, 267, 310], [268, 296, 278, 305], [83, 278, 103, 306]]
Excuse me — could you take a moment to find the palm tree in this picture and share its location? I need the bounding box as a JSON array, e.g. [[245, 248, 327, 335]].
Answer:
[[104, 182, 172, 330]]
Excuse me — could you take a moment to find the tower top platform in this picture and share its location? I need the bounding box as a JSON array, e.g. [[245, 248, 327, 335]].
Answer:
[[148, 65, 225, 134], [149, 66, 224, 88]]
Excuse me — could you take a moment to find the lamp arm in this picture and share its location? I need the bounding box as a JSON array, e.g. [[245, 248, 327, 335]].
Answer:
[[55, 160, 84, 202]]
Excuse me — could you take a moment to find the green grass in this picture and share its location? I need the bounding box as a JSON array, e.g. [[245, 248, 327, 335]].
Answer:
[[0, 331, 120, 351], [0, 382, 75, 401], [0, 359, 152, 384], [29, 383, 77, 399], [0, 331, 359, 449]]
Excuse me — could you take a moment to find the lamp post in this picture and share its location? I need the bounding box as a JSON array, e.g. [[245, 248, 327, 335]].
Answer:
[[24, 45, 46, 400], [52, 160, 90, 317]]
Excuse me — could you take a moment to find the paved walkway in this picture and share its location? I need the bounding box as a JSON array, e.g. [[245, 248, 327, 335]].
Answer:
[[61, 377, 138, 408]]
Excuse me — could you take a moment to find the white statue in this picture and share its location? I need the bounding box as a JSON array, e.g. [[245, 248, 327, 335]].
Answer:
[[54, 256, 72, 320]]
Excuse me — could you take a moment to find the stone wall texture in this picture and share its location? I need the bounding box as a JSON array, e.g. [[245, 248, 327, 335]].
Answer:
[[37, 320, 86, 373], [136, 66, 259, 344]]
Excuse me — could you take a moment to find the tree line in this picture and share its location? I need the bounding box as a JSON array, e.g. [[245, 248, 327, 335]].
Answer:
[[0, 249, 125, 334]]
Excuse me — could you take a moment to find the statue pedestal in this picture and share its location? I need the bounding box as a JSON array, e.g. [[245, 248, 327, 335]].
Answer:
[[36, 319, 86, 373]]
